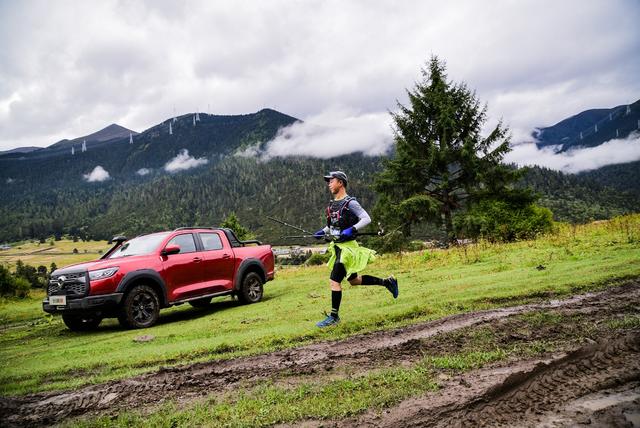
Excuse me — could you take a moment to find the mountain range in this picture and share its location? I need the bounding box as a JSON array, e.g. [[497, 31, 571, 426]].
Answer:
[[0, 106, 638, 244], [533, 98, 639, 152]]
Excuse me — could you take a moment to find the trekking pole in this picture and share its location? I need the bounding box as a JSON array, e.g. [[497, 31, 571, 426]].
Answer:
[[267, 216, 316, 236], [281, 234, 334, 241], [355, 222, 386, 237]]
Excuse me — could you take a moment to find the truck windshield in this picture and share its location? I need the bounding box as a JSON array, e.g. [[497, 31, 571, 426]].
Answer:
[[108, 233, 170, 259]]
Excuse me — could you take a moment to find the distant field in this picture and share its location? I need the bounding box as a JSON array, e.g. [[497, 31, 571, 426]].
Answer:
[[0, 238, 324, 268], [0, 215, 639, 396], [0, 239, 111, 269]]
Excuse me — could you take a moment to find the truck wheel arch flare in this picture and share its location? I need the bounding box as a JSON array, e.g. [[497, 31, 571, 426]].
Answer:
[[234, 259, 267, 292], [116, 269, 169, 306]]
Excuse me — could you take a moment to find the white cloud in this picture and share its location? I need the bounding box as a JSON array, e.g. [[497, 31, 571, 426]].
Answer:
[[235, 145, 262, 158], [6, 178, 14, 184], [164, 149, 208, 172], [83, 165, 110, 182], [260, 107, 393, 159], [136, 167, 151, 176], [505, 132, 640, 173]]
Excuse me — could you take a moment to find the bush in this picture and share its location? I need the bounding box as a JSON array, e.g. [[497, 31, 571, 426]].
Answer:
[[220, 212, 254, 241], [455, 200, 553, 242], [368, 230, 408, 254], [406, 240, 430, 252], [12, 277, 31, 298], [278, 250, 312, 266], [0, 265, 31, 298], [15, 260, 44, 288], [306, 252, 330, 266]]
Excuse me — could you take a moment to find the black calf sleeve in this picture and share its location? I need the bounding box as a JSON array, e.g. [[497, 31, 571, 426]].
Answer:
[[331, 290, 342, 317], [361, 275, 384, 286]]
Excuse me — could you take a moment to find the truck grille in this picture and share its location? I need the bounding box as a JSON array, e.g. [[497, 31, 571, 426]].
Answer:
[[48, 272, 88, 296]]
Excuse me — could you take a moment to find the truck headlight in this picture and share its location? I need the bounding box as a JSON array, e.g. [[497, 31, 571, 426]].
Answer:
[[89, 267, 119, 281]]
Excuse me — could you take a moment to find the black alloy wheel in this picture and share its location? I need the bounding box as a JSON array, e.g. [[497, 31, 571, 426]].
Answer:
[[62, 314, 102, 332], [118, 284, 160, 329], [238, 272, 264, 304]]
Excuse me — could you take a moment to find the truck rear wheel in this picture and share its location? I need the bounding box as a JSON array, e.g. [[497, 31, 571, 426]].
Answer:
[[237, 272, 263, 304], [62, 314, 102, 331], [118, 284, 160, 329]]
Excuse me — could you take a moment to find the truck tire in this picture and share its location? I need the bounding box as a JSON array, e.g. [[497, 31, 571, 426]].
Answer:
[[118, 284, 160, 329], [189, 297, 212, 308], [237, 272, 263, 304], [62, 314, 102, 331]]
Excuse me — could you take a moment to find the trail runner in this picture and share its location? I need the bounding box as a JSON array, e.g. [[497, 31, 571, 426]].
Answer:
[[314, 171, 399, 328]]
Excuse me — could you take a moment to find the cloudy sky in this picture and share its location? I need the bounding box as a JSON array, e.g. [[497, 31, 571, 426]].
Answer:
[[0, 0, 638, 171]]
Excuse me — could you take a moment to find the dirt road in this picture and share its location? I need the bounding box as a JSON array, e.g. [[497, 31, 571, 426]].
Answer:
[[2, 280, 639, 427]]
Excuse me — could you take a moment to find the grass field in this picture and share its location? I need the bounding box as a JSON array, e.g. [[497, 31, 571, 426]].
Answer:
[[0, 239, 111, 269], [1, 215, 639, 397]]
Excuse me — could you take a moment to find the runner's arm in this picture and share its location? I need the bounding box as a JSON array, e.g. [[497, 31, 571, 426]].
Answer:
[[348, 200, 371, 231]]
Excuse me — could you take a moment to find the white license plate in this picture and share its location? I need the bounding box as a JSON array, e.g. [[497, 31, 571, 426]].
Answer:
[[50, 295, 67, 306]]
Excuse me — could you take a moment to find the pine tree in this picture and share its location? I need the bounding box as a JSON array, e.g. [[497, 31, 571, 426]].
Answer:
[[220, 212, 253, 241], [374, 57, 537, 243]]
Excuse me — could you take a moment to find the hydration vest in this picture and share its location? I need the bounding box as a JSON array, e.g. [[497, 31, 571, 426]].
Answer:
[[326, 196, 359, 240]]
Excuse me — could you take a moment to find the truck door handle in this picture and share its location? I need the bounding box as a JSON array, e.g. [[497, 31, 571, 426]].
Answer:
[[192, 257, 202, 262], [222, 254, 231, 259]]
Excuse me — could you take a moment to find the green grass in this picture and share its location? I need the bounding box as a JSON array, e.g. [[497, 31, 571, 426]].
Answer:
[[1, 215, 639, 396], [69, 364, 439, 428], [606, 315, 640, 329]]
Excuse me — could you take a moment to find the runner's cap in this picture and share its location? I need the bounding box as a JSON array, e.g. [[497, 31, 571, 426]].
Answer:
[[323, 171, 348, 186]]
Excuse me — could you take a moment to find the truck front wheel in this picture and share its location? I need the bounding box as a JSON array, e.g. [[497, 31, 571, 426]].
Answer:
[[238, 272, 264, 304], [118, 285, 160, 329], [62, 314, 102, 331]]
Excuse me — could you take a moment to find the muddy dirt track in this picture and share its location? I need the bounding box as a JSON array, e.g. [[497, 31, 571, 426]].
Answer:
[[2, 280, 639, 427]]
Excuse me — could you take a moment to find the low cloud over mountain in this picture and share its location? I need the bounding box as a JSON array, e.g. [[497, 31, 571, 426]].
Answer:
[[83, 165, 110, 182], [506, 132, 640, 173], [164, 149, 208, 173], [260, 108, 393, 159]]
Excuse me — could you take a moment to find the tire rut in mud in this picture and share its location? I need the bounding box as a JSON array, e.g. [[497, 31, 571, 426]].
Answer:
[[1, 281, 639, 427], [352, 331, 640, 428]]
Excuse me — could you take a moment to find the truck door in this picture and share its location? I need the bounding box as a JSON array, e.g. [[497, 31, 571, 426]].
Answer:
[[161, 233, 203, 301], [199, 232, 235, 291]]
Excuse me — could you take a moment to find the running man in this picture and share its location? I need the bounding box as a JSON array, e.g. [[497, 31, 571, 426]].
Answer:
[[314, 171, 398, 328]]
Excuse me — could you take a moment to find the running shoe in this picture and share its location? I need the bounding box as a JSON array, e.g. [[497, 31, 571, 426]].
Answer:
[[386, 276, 399, 299], [316, 313, 340, 327]]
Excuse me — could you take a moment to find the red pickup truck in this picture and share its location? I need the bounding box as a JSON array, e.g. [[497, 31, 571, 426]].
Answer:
[[43, 227, 275, 331]]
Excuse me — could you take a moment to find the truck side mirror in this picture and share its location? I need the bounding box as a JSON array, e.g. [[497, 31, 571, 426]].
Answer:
[[162, 245, 181, 256]]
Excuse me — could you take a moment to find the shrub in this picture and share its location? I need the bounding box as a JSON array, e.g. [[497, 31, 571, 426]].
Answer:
[[0, 265, 31, 298], [455, 200, 553, 242], [306, 252, 330, 266]]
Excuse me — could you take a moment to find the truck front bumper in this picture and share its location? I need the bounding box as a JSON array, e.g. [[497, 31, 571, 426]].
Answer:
[[43, 293, 123, 314]]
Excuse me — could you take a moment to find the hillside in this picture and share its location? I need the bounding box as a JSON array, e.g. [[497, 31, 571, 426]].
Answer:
[[579, 160, 640, 199], [0, 146, 40, 156], [0, 107, 639, 244], [533, 98, 640, 151], [519, 166, 640, 223]]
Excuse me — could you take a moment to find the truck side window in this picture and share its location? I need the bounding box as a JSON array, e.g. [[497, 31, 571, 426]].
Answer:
[[200, 233, 223, 251], [167, 234, 197, 253]]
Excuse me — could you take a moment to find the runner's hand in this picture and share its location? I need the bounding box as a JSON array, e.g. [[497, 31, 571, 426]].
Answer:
[[340, 227, 356, 240], [313, 229, 325, 240]]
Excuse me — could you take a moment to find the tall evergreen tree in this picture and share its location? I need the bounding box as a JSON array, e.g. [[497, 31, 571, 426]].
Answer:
[[374, 57, 537, 243], [220, 212, 253, 241]]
